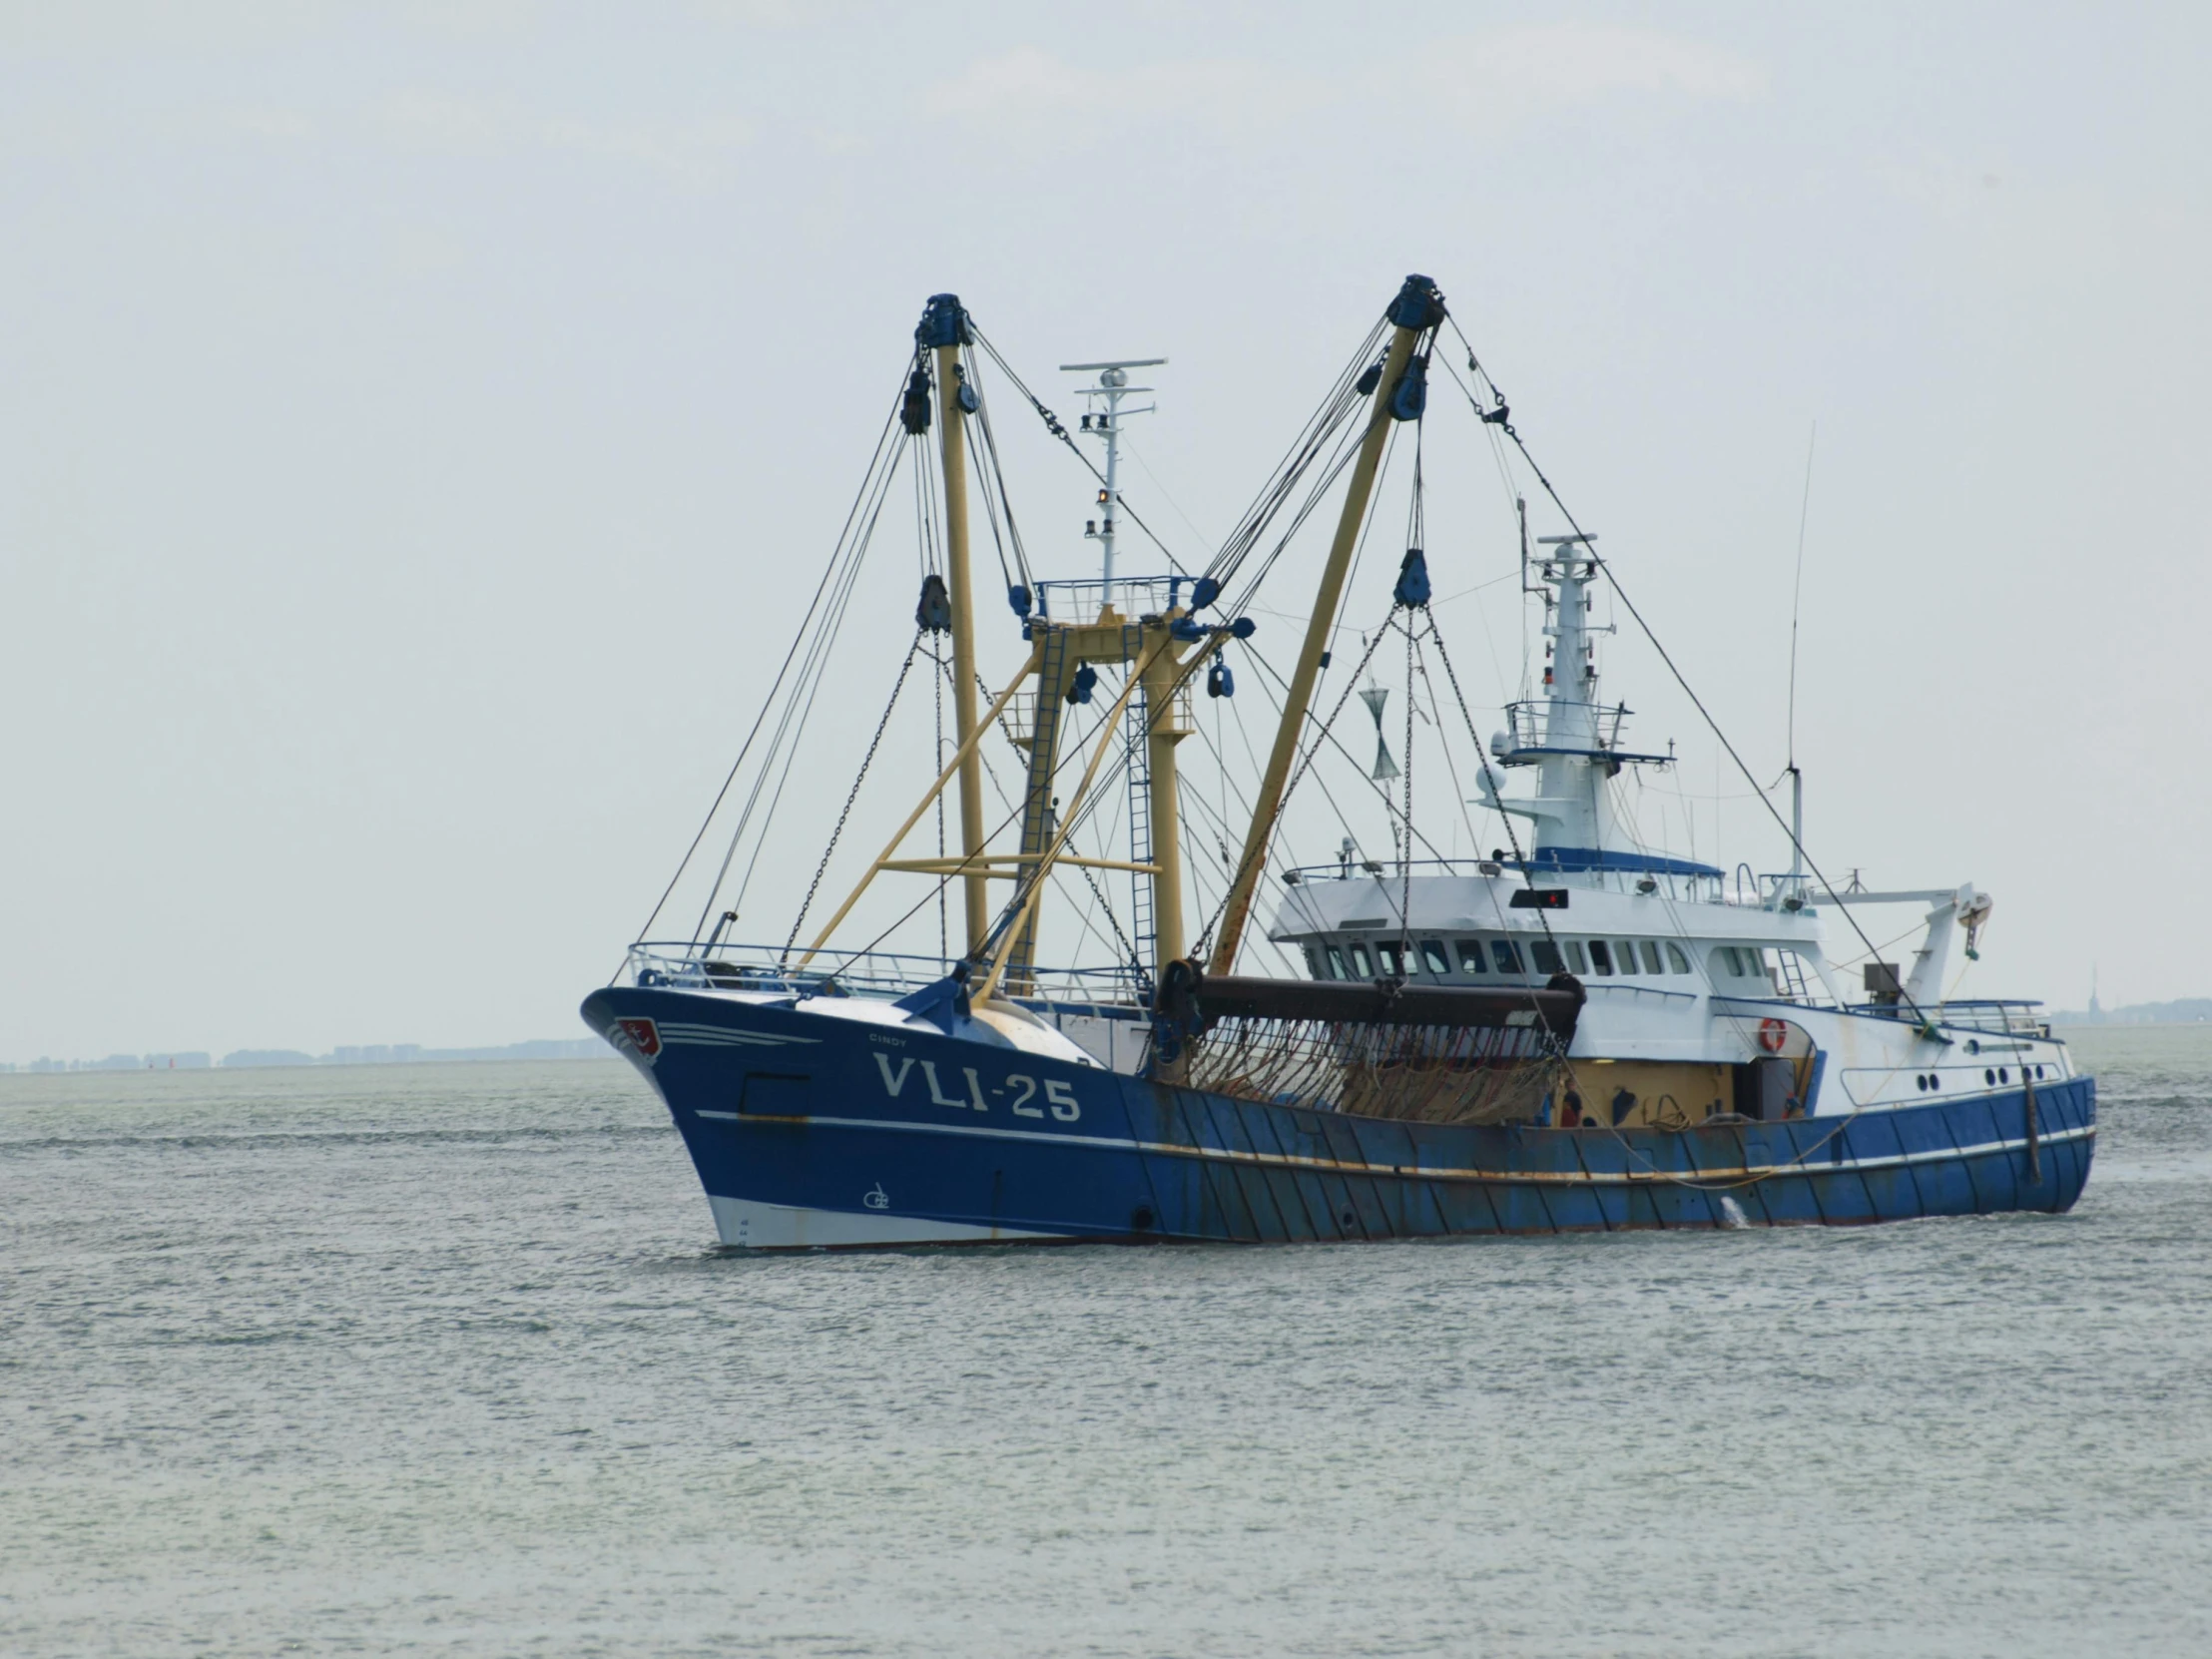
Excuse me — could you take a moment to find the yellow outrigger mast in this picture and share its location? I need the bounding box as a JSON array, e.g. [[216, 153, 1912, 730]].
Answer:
[[797, 294, 1231, 994], [803, 277, 1442, 998], [1209, 275, 1444, 974]]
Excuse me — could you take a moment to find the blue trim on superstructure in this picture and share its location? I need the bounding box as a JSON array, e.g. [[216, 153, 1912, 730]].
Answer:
[[1527, 846, 1726, 879], [584, 987, 2095, 1246]]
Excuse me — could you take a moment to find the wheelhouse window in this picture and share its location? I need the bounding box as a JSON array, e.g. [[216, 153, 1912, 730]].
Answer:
[[1490, 938, 1524, 975], [1564, 940, 1588, 974], [1419, 939, 1451, 976], [1639, 940, 1664, 975], [1588, 940, 1614, 975], [1614, 941, 1641, 976], [1456, 939, 1488, 974], [1325, 945, 1349, 979], [1531, 940, 1565, 975], [1376, 940, 1404, 976], [1348, 941, 1374, 977], [1664, 941, 1691, 973], [1711, 946, 1762, 980]]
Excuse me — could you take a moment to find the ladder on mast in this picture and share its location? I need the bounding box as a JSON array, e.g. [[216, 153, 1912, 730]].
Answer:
[[1126, 679, 1155, 994]]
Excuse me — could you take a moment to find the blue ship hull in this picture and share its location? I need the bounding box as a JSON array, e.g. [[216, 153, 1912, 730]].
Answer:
[[583, 987, 2095, 1246]]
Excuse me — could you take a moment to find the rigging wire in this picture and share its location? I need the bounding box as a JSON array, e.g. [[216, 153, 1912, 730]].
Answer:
[[961, 662, 1148, 982], [838, 657, 1146, 977], [967, 325, 1190, 575], [1178, 710, 1303, 976], [1404, 642, 1491, 863], [1787, 420, 1817, 773], [1419, 613, 1563, 965], [1117, 429, 1215, 551], [1204, 317, 1389, 594], [782, 633, 928, 957], [629, 370, 908, 953], [1234, 632, 1454, 868], [1438, 312, 1932, 1031], [913, 655, 1158, 983], [961, 341, 1037, 600], [712, 407, 913, 933], [1219, 407, 1376, 625], [1193, 621, 1395, 960]]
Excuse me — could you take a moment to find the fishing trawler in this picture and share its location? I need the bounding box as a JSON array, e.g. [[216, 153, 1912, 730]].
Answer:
[[582, 276, 2094, 1247]]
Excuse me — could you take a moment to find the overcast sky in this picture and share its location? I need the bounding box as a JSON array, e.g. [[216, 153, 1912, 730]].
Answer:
[[3, 1, 2205, 1061]]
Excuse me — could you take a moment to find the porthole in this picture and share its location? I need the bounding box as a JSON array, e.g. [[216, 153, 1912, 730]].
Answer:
[[1998, 1067, 2009, 1085], [1929, 1074, 1940, 1090], [1916, 1074, 1929, 1091], [1984, 1068, 1995, 1086], [2035, 1064, 2046, 1080]]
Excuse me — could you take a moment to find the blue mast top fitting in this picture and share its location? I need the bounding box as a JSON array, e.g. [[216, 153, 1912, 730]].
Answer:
[[917, 293, 971, 348], [1388, 274, 1446, 330]]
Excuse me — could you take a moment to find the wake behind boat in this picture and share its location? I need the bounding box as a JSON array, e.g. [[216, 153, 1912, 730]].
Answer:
[[582, 276, 2093, 1247]]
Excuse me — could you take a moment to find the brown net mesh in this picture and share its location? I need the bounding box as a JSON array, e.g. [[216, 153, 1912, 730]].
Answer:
[[1148, 967, 1583, 1126]]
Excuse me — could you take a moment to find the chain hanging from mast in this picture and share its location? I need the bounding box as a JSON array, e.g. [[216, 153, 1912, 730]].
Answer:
[[1438, 311, 1939, 1033], [1211, 274, 1446, 974]]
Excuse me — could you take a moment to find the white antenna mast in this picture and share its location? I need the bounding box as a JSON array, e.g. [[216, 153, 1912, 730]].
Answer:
[[1061, 356, 1164, 615], [1786, 422, 1816, 894]]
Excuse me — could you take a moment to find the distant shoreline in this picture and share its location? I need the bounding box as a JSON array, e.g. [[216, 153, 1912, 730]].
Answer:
[[11, 1013, 2204, 1074], [2053, 1020, 2212, 1031], [2049, 997, 2212, 1028], [4, 1037, 616, 1074]]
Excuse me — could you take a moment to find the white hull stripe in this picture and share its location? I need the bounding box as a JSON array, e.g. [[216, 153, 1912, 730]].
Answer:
[[695, 1108, 2093, 1188], [660, 1023, 818, 1048]]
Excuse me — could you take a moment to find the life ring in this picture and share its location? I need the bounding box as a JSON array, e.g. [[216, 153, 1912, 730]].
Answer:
[[1757, 1017, 1789, 1054]]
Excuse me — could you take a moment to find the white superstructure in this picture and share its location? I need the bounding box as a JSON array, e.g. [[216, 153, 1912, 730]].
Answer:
[[1264, 535, 2071, 1123]]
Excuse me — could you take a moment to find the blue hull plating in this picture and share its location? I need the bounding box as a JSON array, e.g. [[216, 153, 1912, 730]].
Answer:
[[584, 988, 2096, 1245]]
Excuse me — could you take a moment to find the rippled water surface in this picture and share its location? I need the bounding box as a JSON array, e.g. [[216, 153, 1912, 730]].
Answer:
[[5, 1028, 2209, 1656]]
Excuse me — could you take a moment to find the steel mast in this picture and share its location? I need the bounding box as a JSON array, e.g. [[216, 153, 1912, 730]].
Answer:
[[919, 294, 990, 955], [1062, 358, 1164, 617], [1211, 274, 1443, 973]]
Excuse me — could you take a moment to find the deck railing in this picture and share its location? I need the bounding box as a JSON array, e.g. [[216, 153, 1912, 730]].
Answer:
[[1841, 999, 2049, 1037], [1503, 698, 1629, 755], [1280, 856, 1738, 904], [1004, 679, 1191, 750], [625, 941, 1147, 1008], [1031, 574, 1184, 620]]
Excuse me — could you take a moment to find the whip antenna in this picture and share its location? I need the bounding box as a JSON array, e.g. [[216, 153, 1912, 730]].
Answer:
[[1787, 421, 1816, 772], [1785, 421, 1816, 895]]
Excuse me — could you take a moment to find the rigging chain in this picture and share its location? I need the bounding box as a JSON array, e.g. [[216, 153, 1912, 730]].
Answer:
[[1193, 620, 1396, 964], [1400, 616, 1416, 960], [1438, 312, 1937, 1037], [958, 662, 1149, 985], [1429, 318, 1951, 1184], [959, 341, 1035, 600]]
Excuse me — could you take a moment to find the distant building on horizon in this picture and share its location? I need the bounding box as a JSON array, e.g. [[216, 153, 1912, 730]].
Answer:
[[7, 1034, 616, 1074], [2050, 996, 2212, 1027]]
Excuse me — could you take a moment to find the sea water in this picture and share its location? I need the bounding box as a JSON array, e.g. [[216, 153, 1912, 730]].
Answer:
[[4, 1027, 2208, 1657]]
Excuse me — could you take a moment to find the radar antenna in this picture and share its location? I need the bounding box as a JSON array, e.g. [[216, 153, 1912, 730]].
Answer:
[[1060, 357, 1165, 615]]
